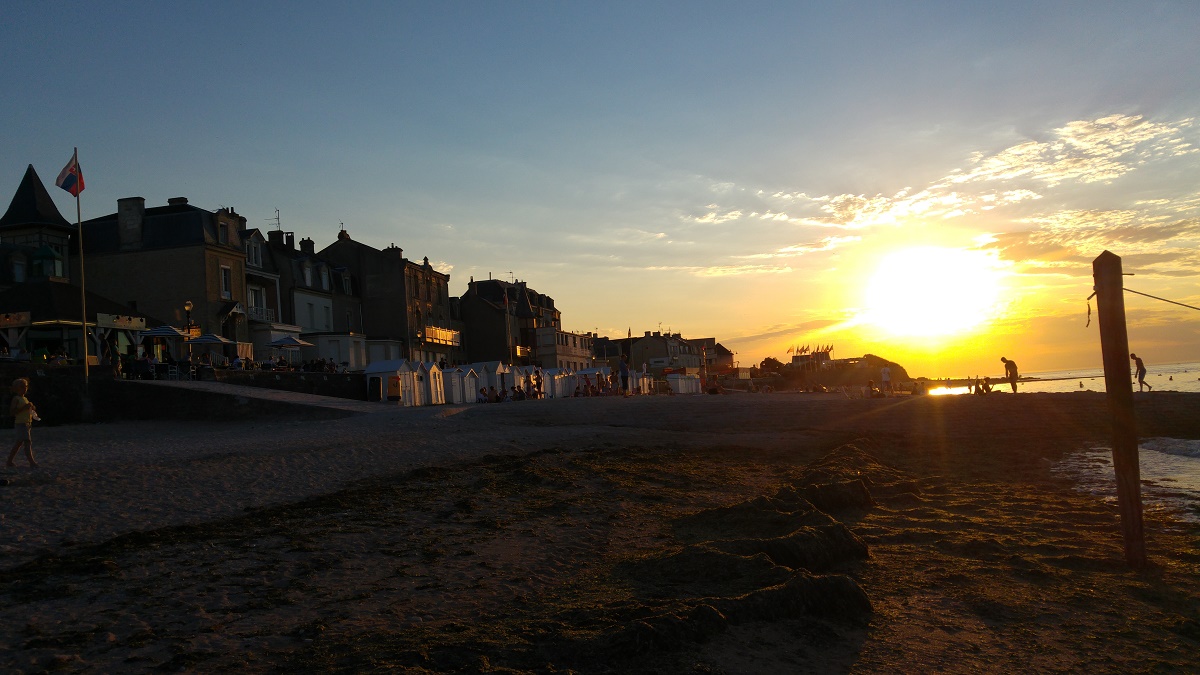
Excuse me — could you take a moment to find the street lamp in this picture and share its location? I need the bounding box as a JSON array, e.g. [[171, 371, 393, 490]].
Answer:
[[183, 300, 193, 330]]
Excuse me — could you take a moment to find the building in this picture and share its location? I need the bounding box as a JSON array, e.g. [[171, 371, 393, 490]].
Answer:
[[0, 165, 151, 360], [264, 230, 366, 368], [319, 229, 461, 365], [460, 278, 585, 367], [0, 165, 75, 290], [630, 331, 702, 375], [692, 337, 735, 373], [79, 196, 252, 356]]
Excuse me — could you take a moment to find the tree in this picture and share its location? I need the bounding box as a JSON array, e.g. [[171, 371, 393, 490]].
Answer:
[[759, 356, 784, 373]]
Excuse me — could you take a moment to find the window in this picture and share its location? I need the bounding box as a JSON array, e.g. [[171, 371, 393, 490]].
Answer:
[[303, 264, 313, 287], [246, 241, 262, 267], [320, 267, 330, 291], [248, 286, 265, 309], [323, 306, 332, 330], [220, 265, 232, 299], [218, 223, 229, 244], [307, 303, 315, 328], [12, 260, 24, 283]]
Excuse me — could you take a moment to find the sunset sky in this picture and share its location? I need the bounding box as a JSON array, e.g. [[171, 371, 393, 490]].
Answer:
[[4, 2, 1200, 377]]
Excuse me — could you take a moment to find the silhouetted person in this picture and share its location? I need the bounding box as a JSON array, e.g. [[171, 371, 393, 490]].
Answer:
[[1000, 357, 1018, 393], [1130, 353, 1152, 391]]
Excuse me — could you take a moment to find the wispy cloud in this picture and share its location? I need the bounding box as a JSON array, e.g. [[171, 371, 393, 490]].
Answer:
[[737, 235, 860, 260]]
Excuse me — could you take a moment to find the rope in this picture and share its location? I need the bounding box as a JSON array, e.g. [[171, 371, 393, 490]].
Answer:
[[1125, 288, 1200, 312]]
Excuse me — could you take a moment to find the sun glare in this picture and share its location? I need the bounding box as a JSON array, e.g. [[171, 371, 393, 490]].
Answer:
[[862, 247, 1004, 338]]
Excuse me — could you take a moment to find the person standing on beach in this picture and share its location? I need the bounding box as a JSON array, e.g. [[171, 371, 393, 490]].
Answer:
[[1000, 357, 1019, 393], [880, 365, 892, 394], [1130, 353, 1152, 392], [7, 378, 38, 468], [619, 354, 631, 397]]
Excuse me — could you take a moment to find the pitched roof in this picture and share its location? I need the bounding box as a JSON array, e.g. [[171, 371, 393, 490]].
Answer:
[[0, 165, 72, 231]]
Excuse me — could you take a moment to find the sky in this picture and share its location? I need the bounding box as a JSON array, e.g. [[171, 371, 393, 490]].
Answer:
[[4, 2, 1200, 378]]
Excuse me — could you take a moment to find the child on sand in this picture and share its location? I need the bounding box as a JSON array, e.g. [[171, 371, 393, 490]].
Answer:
[[8, 377, 39, 468]]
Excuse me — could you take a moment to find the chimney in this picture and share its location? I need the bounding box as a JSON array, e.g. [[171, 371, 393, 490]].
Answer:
[[268, 230, 284, 246], [117, 197, 145, 250], [653, 331, 661, 337], [337, 229, 351, 241], [299, 237, 315, 255], [644, 331, 651, 337], [285, 232, 295, 250], [167, 197, 188, 206], [385, 243, 403, 259]]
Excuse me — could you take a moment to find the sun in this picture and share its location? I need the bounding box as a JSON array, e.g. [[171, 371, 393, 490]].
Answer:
[[861, 247, 1004, 338]]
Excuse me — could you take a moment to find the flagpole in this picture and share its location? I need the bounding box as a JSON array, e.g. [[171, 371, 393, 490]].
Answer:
[[74, 147, 89, 387]]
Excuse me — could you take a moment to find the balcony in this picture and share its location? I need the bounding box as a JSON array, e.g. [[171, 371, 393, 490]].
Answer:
[[247, 306, 276, 323]]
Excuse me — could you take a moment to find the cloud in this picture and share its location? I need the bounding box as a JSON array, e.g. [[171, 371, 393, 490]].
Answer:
[[644, 263, 793, 277], [947, 115, 1195, 187], [737, 235, 861, 260]]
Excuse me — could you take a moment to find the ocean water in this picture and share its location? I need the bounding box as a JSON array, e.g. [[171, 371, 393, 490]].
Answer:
[[929, 361, 1200, 396], [1053, 438, 1200, 524]]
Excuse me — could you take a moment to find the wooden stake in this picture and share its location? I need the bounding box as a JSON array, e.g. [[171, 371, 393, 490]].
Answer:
[[1092, 250, 1146, 569]]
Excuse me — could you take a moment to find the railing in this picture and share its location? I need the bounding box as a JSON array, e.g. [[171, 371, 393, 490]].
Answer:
[[247, 306, 276, 322]]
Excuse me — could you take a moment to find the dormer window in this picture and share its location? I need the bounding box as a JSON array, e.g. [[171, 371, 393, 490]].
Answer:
[[320, 267, 330, 291], [218, 223, 229, 244], [303, 263, 313, 287], [246, 240, 262, 267]]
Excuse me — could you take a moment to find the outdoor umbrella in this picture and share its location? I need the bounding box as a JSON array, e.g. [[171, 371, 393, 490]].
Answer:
[[185, 333, 235, 345], [140, 325, 191, 338], [268, 335, 314, 348]]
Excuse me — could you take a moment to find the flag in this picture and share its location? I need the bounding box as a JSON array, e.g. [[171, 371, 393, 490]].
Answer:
[[787, 346, 793, 354], [56, 150, 85, 197]]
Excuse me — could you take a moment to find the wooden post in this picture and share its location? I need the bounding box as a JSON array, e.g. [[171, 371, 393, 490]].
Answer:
[[1092, 251, 1146, 569]]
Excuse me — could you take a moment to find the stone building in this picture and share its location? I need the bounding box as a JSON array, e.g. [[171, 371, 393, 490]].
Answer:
[[263, 230, 366, 368], [78, 197, 251, 352], [460, 278, 588, 368], [319, 230, 461, 364]]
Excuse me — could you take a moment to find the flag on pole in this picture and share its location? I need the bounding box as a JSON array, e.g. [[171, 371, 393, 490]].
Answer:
[[56, 151, 85, 196], [787, 346, 793, 354]]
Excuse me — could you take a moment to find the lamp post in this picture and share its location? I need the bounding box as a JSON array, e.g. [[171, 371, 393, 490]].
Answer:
[[183, 300, 193, 331]]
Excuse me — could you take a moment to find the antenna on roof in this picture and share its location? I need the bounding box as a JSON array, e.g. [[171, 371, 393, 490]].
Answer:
[[506, 271, 514, 283], [266, 208, 281, 230], [339, 221, 344, 231]]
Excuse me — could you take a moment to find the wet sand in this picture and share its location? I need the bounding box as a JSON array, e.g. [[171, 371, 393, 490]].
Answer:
[[2, 392, 1199, 672]]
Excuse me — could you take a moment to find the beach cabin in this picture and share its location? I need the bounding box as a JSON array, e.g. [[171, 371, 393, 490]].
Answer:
[[576, 366, 612, 393], [542, 368, 572, 398], [511, 365, 542, 396], [467, 361, 511, 393], [630, 370, 653, 395], [666, 373, 702, 395], [364, 359, 413, 403], [443, 367, 480, 404], [417, 362, 446, 406]]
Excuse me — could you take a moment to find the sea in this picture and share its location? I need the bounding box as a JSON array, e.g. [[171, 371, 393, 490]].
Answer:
[[930, 362, 1200, 524], [1030, 362, 1200, 525]]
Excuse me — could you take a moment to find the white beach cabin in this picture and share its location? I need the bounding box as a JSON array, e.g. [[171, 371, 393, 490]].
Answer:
[[467, 361, 511, 393], [417, 362, 446, 406], [444, 367, 481, 404], [364, 359, 412, 403]]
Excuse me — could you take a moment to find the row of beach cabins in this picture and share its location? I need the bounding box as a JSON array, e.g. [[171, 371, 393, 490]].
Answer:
[[363, 360, 705, 407]]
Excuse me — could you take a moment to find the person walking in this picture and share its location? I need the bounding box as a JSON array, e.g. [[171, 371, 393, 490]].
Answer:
[[7, 378, 38, 468], [1130, 353, 1152, 392], [1000, 357, 1019, 393]]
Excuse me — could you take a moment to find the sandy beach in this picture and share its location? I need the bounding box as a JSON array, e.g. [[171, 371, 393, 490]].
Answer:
[[2, 391, 1199, 673]]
